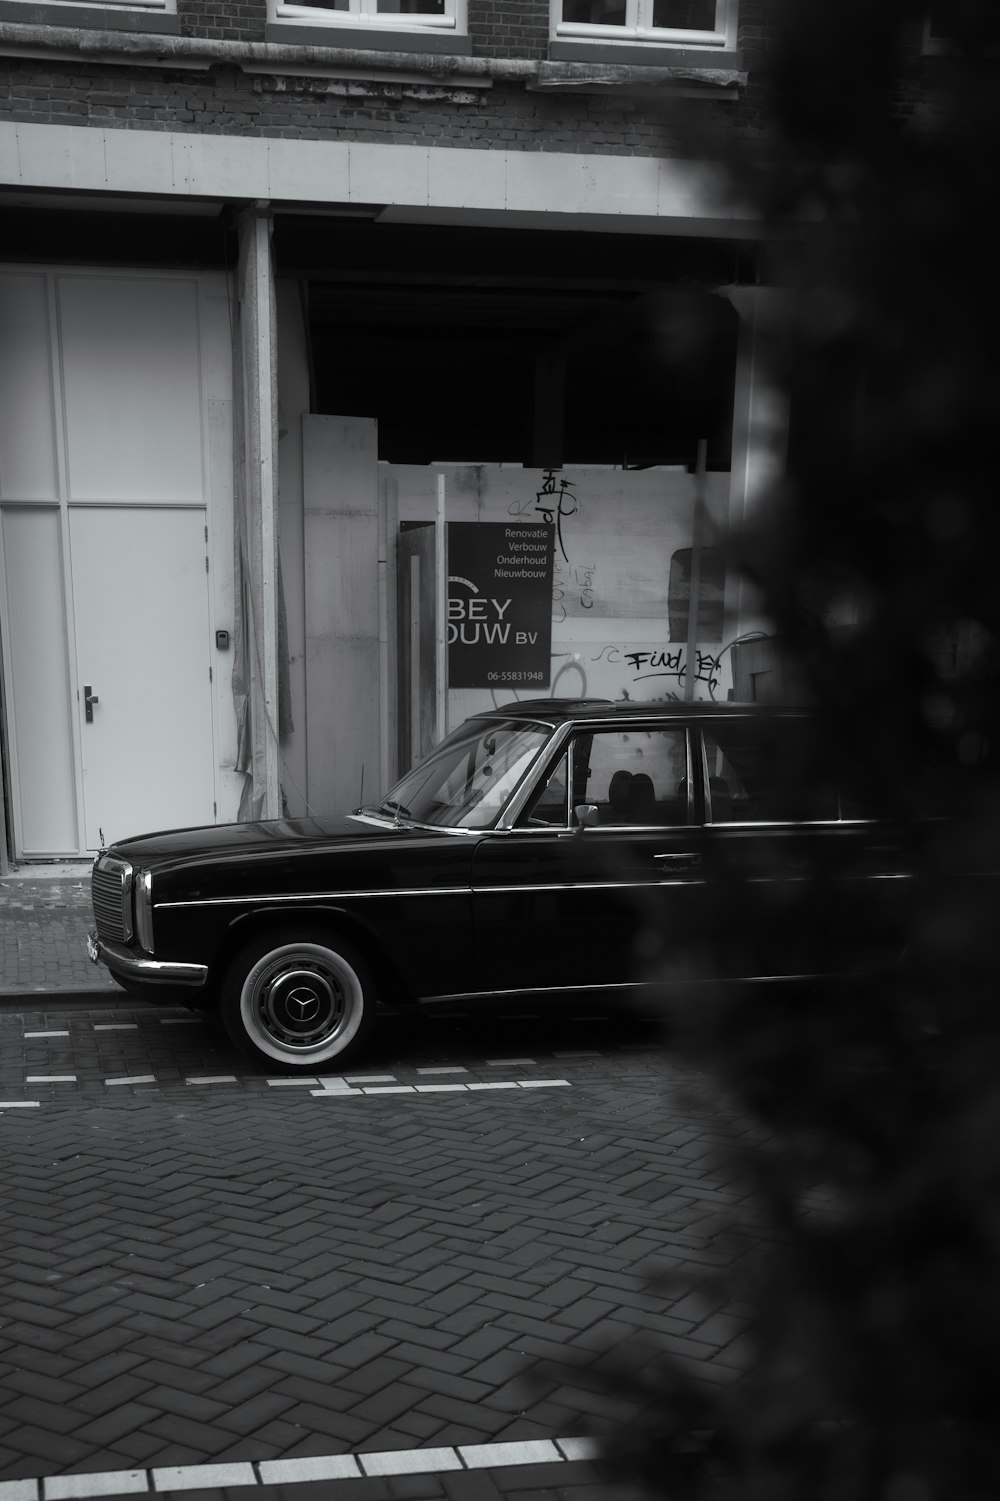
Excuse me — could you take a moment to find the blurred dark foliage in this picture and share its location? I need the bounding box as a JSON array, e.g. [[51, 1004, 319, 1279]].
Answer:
[[598, 2, 1000, 1498]]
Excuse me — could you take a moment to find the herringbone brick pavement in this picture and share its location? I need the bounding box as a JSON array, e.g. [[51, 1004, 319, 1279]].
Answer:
[[0, 1019, 760, 1489], [0, 871, 113, 998]]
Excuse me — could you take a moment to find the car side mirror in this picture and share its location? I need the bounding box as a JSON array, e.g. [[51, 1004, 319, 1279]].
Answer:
[[574, 803, 599, 831]]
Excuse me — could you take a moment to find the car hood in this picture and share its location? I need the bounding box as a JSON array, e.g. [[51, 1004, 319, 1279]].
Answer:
[[103, 813, 440, 873]]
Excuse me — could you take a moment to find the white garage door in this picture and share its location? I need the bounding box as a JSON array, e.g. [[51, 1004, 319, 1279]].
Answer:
[[0, 268, 225, 857]]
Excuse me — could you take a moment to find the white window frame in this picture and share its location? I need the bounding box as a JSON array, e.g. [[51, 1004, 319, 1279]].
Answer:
[[271, 0, 465, 34], [553, 0, 736, 49]]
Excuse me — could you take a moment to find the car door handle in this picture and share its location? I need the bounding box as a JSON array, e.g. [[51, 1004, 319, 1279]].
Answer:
[[653, 852, 702, 871]]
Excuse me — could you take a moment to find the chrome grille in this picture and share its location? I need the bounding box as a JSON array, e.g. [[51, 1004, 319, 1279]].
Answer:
[[92, 857, 133, 944]]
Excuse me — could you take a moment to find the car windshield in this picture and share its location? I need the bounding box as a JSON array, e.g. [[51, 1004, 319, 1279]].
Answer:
[[372, 718, 552, 829]]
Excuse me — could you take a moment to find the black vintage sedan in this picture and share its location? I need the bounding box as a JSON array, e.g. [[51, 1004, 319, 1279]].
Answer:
[[89, 698, 911, 1072]]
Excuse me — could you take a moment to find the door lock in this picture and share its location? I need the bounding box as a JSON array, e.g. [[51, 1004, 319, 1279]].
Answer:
[[84, 685, 100, 722]]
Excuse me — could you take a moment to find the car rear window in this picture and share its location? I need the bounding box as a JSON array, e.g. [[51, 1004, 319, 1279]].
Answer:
[[701, 718, 840, 824]]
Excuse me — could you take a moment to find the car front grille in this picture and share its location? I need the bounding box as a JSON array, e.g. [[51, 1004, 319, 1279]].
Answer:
[[92, 857, 133, 944]]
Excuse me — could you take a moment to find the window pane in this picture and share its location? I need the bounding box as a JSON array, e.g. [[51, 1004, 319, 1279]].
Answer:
[[520, 751, 570, 827], [651, 0, 716, 28], [703, 719, 839, 824], [577, 728, 690, 826], [562, 0, 629, 25], [294, 0, 352, 10], [383, 718, 549, 829], [377, 0, 446, 12]]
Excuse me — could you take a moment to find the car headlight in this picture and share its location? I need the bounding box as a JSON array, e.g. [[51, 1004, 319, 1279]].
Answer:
[[135, 868, 155, 954]]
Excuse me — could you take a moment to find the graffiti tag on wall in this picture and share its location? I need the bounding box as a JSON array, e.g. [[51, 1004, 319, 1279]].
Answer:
[[587, 644, 724, 699], [510, 471, 596, 622]]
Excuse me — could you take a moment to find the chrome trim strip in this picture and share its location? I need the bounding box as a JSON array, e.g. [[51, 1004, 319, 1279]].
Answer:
[[157, 874, 704, 911], [90, 935, 207, 988], [156, 865, 898, 912], [420, 969, 832, 1004], [135, 868, 155, 954], [709, 818, 860, 829], [156, 887, 471, 910], [473, 878, 704, 892], [421, 980, 652, 1003]]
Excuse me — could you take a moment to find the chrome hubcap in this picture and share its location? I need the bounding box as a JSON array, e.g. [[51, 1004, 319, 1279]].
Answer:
[[253, 958, 347, 1051]]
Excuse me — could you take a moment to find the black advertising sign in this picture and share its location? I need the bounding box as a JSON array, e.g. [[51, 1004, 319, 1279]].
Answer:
[[447, 522, 554, 690]]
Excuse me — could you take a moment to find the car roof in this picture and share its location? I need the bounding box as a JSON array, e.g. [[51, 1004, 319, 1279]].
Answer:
[[472, 698, 806, 724]]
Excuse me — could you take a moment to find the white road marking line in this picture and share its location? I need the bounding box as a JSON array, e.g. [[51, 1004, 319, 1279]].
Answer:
[[557, 1437, 599, 1461], [359, 1447, 463, 1477], [44, 1470, 148, 1498], [486, 1057, 537, 1066], [151, 1462, 256, 1492], [459, 1440, 563, 1468], [257, 1456, 361, 1484], [7, 1063, 578, 1103], [344, 1073, 397, 1083], [8, 1437, 598, 1501], [416, 1065, 467, 1074], [24, 1030, 70, 1038], [307, 1079, 573, 1099], [159, 1017, 204, 1025], [93, 1024, 138, 1031]]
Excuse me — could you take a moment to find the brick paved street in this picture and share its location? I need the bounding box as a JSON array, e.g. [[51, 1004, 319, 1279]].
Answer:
[[0, 989, 761, 1501], [0, 869, 115, 1000]]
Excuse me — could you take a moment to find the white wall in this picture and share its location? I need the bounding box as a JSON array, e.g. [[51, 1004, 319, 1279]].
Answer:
[[389, 463, 736, 736]]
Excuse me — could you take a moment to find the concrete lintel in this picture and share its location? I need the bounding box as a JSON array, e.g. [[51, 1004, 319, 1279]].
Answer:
[[0, 121, 747, 229]]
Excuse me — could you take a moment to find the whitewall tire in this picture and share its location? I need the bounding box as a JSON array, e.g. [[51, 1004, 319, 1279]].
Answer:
[[220, 932, 377, 1071]]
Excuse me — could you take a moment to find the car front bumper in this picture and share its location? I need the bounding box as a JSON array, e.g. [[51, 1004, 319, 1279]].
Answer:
[[88, 931, 208, 989]]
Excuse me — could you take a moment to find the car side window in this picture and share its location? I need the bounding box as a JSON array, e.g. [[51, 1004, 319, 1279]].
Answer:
[[579, 728, 690, 826], [702, 719, 839, 824], [519, 750, 570, 827]]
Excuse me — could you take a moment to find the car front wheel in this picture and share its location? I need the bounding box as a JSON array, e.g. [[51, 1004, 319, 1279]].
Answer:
[[220, 932, 376, 1071]]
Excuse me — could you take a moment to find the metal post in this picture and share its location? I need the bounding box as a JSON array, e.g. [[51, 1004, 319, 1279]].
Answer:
[[253, 209, 280, 818], [684, 439, 708, 702], [435, 473, 448, 743]]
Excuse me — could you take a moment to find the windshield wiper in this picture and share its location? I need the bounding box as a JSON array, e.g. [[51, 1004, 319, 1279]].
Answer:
[[350, 800, 413, 825], [377, 799, 413, 821]]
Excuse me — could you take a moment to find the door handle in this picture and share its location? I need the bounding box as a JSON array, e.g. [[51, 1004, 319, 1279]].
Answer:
[[84, 685, 100, 722], [653, 851, 702, 871]]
